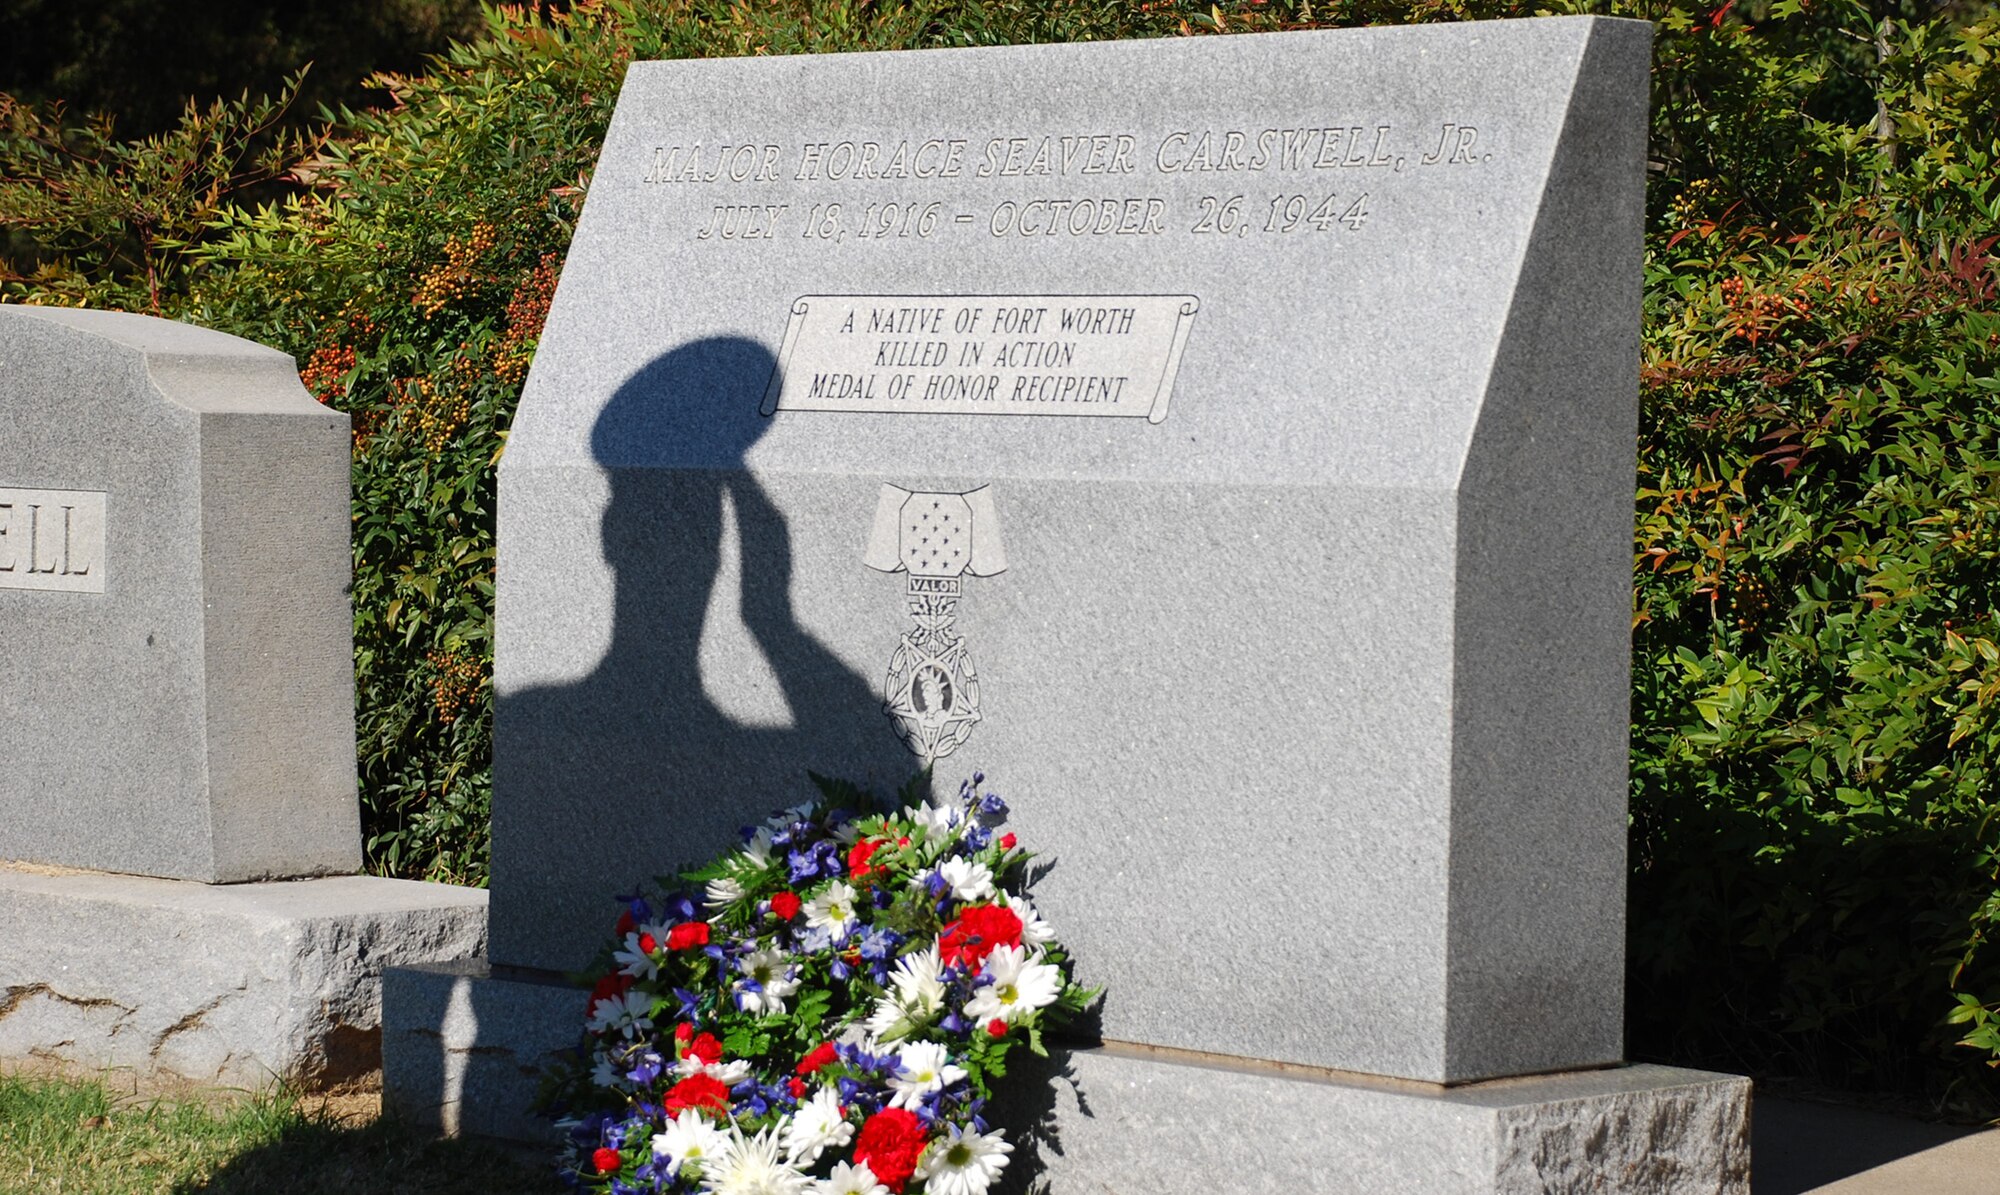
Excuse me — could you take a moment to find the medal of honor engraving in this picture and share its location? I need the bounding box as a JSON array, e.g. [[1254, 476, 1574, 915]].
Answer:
[[863, 483, 1007, 762]]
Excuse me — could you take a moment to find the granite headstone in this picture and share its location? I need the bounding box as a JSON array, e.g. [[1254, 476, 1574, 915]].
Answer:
[[0, 306, 488, 1091], [493, 16, 1642, 1084], [0, 306, 360, 882], [388, 20, 1749, 1187]]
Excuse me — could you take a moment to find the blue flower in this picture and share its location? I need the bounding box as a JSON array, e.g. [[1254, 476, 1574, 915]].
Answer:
[[858, 927, 904, 961], [787, 839, 840, 884], [625, 1050, 664, 1086]]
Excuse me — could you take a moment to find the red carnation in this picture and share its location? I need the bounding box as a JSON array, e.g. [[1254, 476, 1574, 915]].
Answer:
[[674, 1022, 694, 1043], [614, 909, 636, 936], [787, 1076, 808, 1098], [1000, 832, 1017, 850], [664, 1074, 730, 1117], [987, 1018, 1008, 1038], [587, 972, 633, 1018], [939, 904, 1024, 968], [847, 838, 885, 880], [592, 1147, 622, 1174], [686, 1032, 722, 1066], [795, 1041, 838, 1075], [770, 890, 801, 920], [637, 931, 658, 954], [853, 1106, 928, 1192], [665, 921, 711, 950]]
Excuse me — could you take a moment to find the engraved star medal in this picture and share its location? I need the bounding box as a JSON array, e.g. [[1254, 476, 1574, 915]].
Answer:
[[862, 484, 1006, 763]]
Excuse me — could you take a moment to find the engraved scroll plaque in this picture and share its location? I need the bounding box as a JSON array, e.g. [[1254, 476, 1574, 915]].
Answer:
[[762, 294, 1199, 422]]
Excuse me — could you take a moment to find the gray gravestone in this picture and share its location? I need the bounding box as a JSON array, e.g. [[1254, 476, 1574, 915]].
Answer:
[[0, 306, 359, 882], [0, 306, 488, 1092], [387, 19, 1749, 1187]]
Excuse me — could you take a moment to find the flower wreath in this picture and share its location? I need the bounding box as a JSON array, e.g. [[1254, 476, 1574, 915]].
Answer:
[[555, 773, 1095, 1195]]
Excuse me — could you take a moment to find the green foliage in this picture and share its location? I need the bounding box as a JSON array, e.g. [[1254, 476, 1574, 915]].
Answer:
[[0, 80, 323, 309], [1625, 7, 2000, 1110], [3, 0, 1998, 1105], [0, 0, 485, 139], [181, 7, 650, 883]]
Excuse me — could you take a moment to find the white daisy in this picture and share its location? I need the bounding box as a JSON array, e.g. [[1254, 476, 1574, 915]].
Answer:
[[652, 1108, 733, 1177], [812, 1161, 891, 1195], [781, 1085, 853, 1165], [703, 1125, 810, 1195], [803, 880, 861, 944], [1003, 895, 1056, 948], [586, 988, 655, 1037], [764, 803, 816, 830], [863, 945, 944, 1040], [915, 1122, 1012, 1195], [963, 945, 1063, 1026], [589, 1055, 626, 1091], [613, 926, 667, 979], [734, 948, 801, 1015], [886, 1040, 967, 1109], [705, 876, 748, 909], [903, 801, 962, 834], [937, 858, 994, 902]]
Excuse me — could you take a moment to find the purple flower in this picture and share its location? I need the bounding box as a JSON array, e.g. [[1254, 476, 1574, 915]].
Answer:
[[625, 1050, 664, 1086], [858, 928, 904, 961], [787, 839, 841, 884]]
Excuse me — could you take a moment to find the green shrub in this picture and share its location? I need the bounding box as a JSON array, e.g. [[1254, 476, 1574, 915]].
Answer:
[[1626, 9, 2000, 1110], [4, 0, 1997, 1105]]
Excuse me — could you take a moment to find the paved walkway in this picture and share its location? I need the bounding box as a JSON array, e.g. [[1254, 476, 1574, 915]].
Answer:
[[1756, 1095, 2000, 1193]]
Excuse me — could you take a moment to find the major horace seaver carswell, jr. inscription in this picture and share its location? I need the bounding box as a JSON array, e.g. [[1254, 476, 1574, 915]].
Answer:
[[646, 122, 1495, 245]]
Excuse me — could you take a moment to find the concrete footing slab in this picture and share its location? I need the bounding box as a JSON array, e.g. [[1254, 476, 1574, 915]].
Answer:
[[382, 961, 1749, 1193], [382, 959, 583, 1140], [1012, 1043, 1749, 1194], [0, 864, 486, 1091]]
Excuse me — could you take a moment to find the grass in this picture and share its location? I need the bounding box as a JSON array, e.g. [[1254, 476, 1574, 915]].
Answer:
[[0, 1071, 564, 1194]]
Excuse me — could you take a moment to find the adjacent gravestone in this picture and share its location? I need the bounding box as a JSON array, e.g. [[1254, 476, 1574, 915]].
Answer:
[[0, 306, 486, 1090], [0, 307, 356, 882], [385, 17, 1751, 1188]]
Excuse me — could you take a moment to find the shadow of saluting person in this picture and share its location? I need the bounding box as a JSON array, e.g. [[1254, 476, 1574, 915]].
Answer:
[[491, 336, 910, 974]]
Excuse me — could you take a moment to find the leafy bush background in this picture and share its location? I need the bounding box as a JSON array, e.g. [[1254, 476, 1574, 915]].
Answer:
[[3, 0, 1997, 1111]]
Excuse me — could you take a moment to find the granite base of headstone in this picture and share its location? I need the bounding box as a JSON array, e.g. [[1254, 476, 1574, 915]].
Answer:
[[381, 18, 1751, 1189], [0, 306, 487, 1092]]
